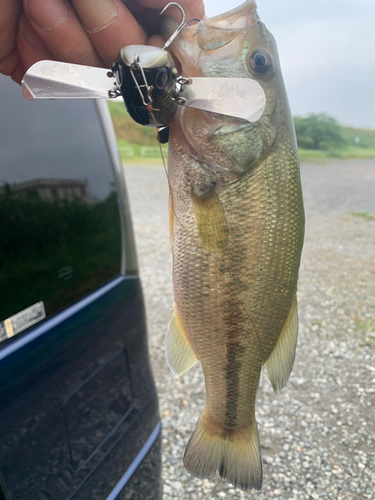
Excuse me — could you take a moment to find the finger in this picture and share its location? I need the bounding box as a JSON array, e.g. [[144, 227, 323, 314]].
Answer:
[[121, 1, 159, 36], [147, 34, 164, 47], [72, 0, 147, 68], [0, 0, 21, 61], [137, 0, 205, 23], [23, 0, 104, 67], [11, 62, 26, 85], [17, 14, 55, 74], [0, 49, 21, 77]]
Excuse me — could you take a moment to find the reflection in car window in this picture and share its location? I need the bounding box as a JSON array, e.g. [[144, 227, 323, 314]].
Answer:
[[0, 79, 122, 333]]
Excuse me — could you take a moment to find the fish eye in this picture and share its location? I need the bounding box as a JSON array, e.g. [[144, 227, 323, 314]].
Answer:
[[156, 67, 170, 89], [248, 49, 272, 75]]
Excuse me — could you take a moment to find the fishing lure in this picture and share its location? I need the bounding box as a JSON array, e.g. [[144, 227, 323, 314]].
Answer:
[[21, 3, 266, 138]]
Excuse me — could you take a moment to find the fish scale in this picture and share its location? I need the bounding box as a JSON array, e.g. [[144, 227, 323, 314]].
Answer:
[[162, 0, 305, 491]]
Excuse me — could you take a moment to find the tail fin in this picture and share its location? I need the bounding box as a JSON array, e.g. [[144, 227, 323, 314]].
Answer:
[[183, 411, 262, 491]]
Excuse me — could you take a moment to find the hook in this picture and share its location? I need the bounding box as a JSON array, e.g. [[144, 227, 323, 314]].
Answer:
[[159, 2, 202, 49], [160, 2, 185, 25]]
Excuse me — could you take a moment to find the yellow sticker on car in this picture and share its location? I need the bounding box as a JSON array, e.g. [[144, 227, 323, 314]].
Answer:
[[0, 302, 46, 343]]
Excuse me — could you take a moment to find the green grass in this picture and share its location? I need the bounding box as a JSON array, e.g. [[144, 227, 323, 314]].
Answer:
[[352, 211, 374, 221], [355, 319, 375, 346], [107, 101, 163, 148], [298, 149, 330, 160], [117, 139, 168, 162], [298, 146, 375, 160], [335, 146, 375, 158], [107, 101, 169, 162], [357, 319, 375, 332]]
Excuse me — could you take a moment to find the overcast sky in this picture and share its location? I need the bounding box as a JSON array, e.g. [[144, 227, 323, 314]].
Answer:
[[203, 0, 375, 128]]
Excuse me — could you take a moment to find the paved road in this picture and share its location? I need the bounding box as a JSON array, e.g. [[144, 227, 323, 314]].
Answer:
[[124, 159, 375, 500], [300, 159, 375, 218]]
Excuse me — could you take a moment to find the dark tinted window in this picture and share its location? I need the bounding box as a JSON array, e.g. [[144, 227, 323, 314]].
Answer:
[[0, 78, 122, 335]]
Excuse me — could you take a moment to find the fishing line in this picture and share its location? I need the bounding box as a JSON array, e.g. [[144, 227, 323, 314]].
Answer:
[[149, 107, 203, 254]]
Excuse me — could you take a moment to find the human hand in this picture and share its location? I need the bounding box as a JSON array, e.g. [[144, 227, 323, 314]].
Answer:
[[0, 0, 205, 84]]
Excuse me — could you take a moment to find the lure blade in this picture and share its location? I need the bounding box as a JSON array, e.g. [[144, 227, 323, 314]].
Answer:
[[179, 77, 266, 123], [21, 61, 112, 101]]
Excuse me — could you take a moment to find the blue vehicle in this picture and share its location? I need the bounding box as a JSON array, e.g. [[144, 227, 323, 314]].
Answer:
[[0, 75, 162, 500]]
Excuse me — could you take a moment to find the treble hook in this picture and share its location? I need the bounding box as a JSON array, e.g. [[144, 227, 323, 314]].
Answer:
[[159, 2, 202, 49]]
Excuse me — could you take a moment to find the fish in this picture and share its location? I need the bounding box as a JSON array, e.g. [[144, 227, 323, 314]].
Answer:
[[161, 0, 305, 491]]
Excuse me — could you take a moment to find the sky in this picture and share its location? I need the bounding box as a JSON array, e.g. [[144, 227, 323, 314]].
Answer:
[[203, 0, 375, 128]]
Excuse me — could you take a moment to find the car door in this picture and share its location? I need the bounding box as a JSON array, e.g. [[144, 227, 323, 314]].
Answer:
[[0, 75, 161, 500]]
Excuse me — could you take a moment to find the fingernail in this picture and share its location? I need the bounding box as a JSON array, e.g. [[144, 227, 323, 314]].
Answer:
[[19, 14, 46, 51], [73, 0, 118, 33], [25, 0, 68, 31]]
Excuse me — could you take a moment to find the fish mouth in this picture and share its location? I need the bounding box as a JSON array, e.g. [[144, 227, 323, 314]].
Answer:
[[160, 0, 259, 61], [160, 0, 262, 80], [160, 1, 259, 40], [203, 0, 259, 29]]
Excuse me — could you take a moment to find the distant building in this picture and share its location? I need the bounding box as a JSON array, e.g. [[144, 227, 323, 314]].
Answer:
[[4, 179, 91, 203]]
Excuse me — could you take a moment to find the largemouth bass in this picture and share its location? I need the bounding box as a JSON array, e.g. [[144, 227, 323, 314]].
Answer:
[[161, 0, 305, 491]]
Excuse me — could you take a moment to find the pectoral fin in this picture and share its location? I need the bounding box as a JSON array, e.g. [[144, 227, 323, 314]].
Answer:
[[192, 186, 228, 253], [266, 295, 298, 393], [165, 303, 198, 375]]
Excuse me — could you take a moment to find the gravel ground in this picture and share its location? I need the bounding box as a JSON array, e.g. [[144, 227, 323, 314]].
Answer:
[[123, 159, 375, 500]]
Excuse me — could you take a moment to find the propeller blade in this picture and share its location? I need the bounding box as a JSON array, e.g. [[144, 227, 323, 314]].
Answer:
[[178, 77, 266, 123], [21, 60, 113, 100]]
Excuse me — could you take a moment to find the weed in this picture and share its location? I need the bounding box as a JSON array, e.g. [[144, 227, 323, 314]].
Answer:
[[356, 319, 375, 333], [352, 212, 374, 221]]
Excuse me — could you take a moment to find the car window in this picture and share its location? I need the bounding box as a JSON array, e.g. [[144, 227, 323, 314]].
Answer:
[[0, 79, 122, 341]]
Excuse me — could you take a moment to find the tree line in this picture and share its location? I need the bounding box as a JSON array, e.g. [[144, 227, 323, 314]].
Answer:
[[293, 113, 375, 151]]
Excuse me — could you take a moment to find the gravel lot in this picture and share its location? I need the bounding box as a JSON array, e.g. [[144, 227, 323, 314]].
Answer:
[[124, 159, 375, 500]]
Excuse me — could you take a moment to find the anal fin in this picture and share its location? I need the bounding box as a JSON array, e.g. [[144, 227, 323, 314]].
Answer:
[[266, 294, 299, 393], [165, 303, 198, 375]]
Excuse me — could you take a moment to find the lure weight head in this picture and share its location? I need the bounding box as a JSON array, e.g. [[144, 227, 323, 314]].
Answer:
[[112, 45, 179, 128]]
